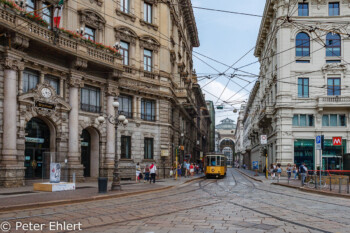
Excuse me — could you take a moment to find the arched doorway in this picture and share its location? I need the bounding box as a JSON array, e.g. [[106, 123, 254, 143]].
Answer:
[[219, 138, 235, 166], [81, 128, 100, 178], [24, 117, 51, 179]]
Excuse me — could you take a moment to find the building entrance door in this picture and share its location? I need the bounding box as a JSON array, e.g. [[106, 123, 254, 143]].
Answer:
[[24, 118, 50, 179], [81, 129, 91, 177]]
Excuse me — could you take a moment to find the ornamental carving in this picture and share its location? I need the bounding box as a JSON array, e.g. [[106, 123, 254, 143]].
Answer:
[[139, 36, 160, 53], [18, 83, 71, 117], [1, 56, 24, 71], [69, 74, 84, 88], [106, 84, 119, 96], [79, 9, 106, 30], [170, 50, 176, 64], [115, 27, 138, 45], [11, 33, 29, 50], [89, 0, 103, 6], [321, 63, 347, 76], [119, 79, 159, 92], [71, 57, 88, 70]]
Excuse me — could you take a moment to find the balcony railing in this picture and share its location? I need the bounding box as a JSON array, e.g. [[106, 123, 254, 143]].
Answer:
[[81, 104, 101, 113], [317, 96, 350, 108], [0, 7, 120, 67]]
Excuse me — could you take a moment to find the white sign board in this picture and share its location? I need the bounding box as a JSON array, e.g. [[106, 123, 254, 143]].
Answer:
[[50, 163, 61, 183], [316, 135, 321, 150], [261, 135, 267, 145]]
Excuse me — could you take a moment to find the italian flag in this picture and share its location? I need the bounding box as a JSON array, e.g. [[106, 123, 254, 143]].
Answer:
[[53, 0, 64, 28]]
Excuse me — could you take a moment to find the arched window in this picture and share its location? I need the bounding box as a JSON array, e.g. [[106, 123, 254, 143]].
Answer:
[[326, 33, 341, 56], [296, 32, 310, 56]]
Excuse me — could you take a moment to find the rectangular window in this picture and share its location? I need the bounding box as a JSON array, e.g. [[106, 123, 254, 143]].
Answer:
[[84, 26, 95, 41], [81, 86, 101, 113], [144, 3, 152, 23], [121, 0, 129, 13], [42, 2, 53, 28], [119, 95, 133, 118], [141, 99, 155, 121], [327, 78, 341, 96], [44, 75, 60, 94], [326, 60, 341, 63], [298, 3, 309, 16], [298, 78, 309, 98], [322, 114, 347, 126], [144, 138, 154, 159], [292, 114, 314, 127], [121, 136, 131, 159], [144, 49, 152, 72], [120, 41, 129, 66], [23, 69, 39, 93], [296, 60, 310, 63], [26, 0, 35, 12], [329, 2, 340, 16]]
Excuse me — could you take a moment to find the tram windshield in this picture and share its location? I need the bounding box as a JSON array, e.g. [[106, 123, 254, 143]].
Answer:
[[207, 156, 224, 166]]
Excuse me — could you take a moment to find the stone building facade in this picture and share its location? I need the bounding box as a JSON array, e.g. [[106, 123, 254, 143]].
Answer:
[[0, 0, 207, 187], [243, 0, 350, 172]]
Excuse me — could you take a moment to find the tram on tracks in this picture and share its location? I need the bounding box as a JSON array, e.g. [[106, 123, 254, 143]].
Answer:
[[204, 154, 227, 178]]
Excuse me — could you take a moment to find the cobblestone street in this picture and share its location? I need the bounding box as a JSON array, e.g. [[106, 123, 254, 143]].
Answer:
[[1, 169, 349, 233]]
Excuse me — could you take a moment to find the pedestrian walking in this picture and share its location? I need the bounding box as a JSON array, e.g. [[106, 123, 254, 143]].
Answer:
[[144, 164, 150, 183], [136, 163, 141, 183], [299, 163, 308, 186], [270, 164, 275, 179], [190, 163, 194, 176], [150, 162, 157, 184], [177, 163, 182, 178], [276, 163, 282, 183], [286, 163, 292, 183], [292, 164, 298, 180]]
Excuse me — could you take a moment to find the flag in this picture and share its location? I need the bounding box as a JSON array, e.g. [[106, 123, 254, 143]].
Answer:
[[53, 0, 64, 28]]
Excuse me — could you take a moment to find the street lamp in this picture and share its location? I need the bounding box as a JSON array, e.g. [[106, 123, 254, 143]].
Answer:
[[97, 97, 128, 191]]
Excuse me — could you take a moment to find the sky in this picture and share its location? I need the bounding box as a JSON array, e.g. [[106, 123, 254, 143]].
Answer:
[[191, 0, 266, 125]]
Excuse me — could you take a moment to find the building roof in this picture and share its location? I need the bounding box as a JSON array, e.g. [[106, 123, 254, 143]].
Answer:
[[216, 118, 236, 130]]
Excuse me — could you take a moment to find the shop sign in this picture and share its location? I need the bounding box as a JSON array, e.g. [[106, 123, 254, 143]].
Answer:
[[200, 152, 203, 159], [25, 137, 44, 143], [333, 137, 342, 146], [81, 142, 89, 147], [35, 101, 55, 110], [161, 150, 169, 157]]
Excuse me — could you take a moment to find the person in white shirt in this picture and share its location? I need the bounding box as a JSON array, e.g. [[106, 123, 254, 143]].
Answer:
[[149, 163, 157, 183]]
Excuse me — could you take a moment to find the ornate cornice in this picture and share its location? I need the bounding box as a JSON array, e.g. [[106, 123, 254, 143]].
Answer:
[[178, 0, 199, 47], [139, 36, 160, 53], [79, 9, 106, 30], [115, 9, 136, 22], [115, 26, 138, 45]]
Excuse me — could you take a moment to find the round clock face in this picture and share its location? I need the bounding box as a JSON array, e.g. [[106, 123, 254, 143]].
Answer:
[[41, 88, 52, 98]]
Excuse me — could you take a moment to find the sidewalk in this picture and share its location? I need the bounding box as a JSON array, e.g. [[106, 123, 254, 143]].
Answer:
[[0, 175, 203, 212], [237, 168, 350, 199]]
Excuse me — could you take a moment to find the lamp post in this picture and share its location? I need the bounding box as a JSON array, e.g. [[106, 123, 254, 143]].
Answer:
[[97, 97, 128, 191]]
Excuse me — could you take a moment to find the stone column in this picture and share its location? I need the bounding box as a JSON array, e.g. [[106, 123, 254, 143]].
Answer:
[[0, 53, 25, 187], [67, 73, 84, 180], [105, 95, 116, 165]]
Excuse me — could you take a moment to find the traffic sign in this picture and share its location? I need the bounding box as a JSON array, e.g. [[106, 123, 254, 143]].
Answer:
[[316, 135, 321, 150], [261, 135, 267, 145], [333, 137, 342, 146]]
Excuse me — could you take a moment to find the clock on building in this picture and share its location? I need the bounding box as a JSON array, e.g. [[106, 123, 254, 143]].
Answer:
[[41, 88, 52, 98]]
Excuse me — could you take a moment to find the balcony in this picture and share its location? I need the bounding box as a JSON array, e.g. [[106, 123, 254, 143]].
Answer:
[[0, 7, 123, 70], [317, 96, 350, 109]]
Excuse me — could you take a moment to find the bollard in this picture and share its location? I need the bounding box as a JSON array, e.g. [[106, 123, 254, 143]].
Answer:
[[339, 178, 342, 194]]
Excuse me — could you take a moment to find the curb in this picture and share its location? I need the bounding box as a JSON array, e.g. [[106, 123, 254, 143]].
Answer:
[[272, 183, 350, 199], [236, 169, 263, 183], [0, 177, 204, 213]]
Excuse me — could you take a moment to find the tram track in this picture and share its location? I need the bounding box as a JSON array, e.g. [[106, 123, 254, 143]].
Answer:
[[198, 169, 348, 233]]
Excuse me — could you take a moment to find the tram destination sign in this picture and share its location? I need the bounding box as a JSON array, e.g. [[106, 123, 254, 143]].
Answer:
[[35, 101, 55, 110]]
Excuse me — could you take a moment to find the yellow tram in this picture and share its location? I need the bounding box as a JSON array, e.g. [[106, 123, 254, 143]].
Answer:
[[204, 154, 227, 178]]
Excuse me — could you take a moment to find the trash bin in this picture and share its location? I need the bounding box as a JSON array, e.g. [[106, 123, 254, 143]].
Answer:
[[98, 177, 108, 193]]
